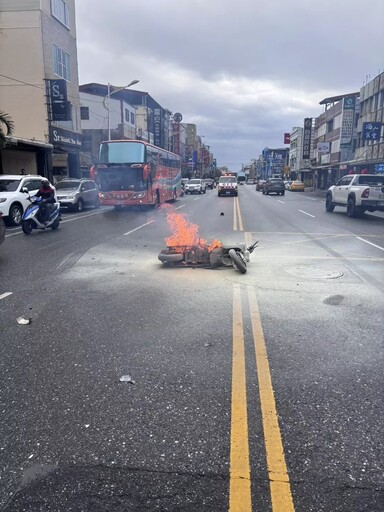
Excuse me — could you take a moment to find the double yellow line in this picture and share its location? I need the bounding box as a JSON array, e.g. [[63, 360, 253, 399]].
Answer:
[[229, 284, 295, 511], [233, 196, 243, 231]]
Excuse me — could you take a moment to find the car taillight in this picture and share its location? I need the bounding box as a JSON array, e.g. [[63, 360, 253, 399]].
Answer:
[[361, 188, 370, 198]]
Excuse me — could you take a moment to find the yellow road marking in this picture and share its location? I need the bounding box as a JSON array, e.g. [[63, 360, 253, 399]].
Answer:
[[236, 196, 244, 231], [233, 198, 238, 231], [229, 284, 252, 511], [233, 197, 244, 231], [247, 286, 295, 511]]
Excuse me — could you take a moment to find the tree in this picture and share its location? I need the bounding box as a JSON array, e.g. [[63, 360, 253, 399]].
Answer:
[[0, 110, 15, 149]]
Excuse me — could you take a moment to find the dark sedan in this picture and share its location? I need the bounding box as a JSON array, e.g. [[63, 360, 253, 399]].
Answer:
[[262, 178, 285, 196]]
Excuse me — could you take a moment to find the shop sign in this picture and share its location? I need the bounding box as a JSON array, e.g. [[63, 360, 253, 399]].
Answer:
[[302, 118, 312, 160], [340, 96, 356, 147], [317, 142, 330, 153], [362, 122, 382, 141], [48, 79, 70, 121], [153, 108, 162, 148], [49, 127, 82, 148]]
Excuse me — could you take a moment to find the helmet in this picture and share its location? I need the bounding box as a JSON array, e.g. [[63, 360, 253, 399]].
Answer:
[[41, 180, 50, 190]]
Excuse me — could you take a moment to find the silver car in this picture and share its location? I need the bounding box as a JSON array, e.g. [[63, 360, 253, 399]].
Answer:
[[184, 179, 206, 194], [55, 179, 100, 212]]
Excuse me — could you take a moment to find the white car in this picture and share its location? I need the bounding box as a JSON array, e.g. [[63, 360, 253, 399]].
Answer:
[[184, 179, 206, 194], [0, 175, 56, 226]]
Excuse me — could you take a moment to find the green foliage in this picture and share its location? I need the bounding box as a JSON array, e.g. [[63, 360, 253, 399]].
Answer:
[[0, 110, 15, 149]]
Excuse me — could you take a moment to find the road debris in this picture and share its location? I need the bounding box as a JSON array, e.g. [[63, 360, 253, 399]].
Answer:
[[17, 317, 32, 325], [119, 375, 136, 384]]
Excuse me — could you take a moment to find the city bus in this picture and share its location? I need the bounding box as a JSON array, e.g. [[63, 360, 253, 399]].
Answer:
[[90, 140, 182, 208]]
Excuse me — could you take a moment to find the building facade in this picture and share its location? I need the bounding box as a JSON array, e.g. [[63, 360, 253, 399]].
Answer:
[[0, 0, 82, 181], [353, 72, 384, 174], [261, 147, 289, 178], [79, 91, 137, 170], [311, 93, 359, 189]]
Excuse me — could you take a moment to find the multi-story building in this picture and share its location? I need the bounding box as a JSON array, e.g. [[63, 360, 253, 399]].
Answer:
[[79, 83, 172, 151], [288, 127, 303, 179], [353, 72, 384, 174], [312, 92, 359, 189], [79, 91, 137, 170], [0, 0, 82, 181], [261, 147, 288, 178]]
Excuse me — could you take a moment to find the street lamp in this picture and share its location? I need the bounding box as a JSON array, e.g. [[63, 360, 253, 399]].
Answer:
[[103, 80, 140, 140]]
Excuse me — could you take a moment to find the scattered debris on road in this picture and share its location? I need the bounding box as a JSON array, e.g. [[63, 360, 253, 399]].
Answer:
[[17, 316, 32, 325], [119, 375, 136, 384]]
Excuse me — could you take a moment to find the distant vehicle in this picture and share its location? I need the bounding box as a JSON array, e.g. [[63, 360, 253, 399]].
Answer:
[[91, 140, 181, 209], [284, 180, 292, 190], [237, 175, 246, 185], [262, 178, 285, 195], [246, 178, 255, 185], [185, 179, 206, 194], [0, 213, 5, 246], [325, 173, 384, 217], [0, 174, 56, 226], [289, 180, 305, 192], [204, 178, 215, 189], [56, 179, 99, 211], [218, 175, 238, 196], [256, 179, 266, 191]]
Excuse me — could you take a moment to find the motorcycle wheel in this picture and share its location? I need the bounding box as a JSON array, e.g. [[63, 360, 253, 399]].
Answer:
[[229, 249, 247, 274], [51, 218, 60, 230], [22, 220, 34, 235]]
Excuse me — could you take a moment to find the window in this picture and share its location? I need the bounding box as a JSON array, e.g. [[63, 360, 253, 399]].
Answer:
[[130, 112, 135, 125], [125, 108, 130, 123], [51, 0, 70, 28], [53, 44, 70, 80], [80, 107, 89, 120]]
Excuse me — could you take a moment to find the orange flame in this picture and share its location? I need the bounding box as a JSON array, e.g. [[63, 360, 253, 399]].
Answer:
[[208, 239, 223, 252], [164, 210, 223, 252], [165, 211, 206, 248]]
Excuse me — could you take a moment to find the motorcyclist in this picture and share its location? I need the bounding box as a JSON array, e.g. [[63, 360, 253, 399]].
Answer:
[[35, 180, 55, 224]]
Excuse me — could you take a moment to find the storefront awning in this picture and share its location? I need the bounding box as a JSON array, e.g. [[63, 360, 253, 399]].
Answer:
[[6, 136, 53, 150]]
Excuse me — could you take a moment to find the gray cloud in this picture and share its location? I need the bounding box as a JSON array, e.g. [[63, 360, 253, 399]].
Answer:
[[76, 0, 384, 168]]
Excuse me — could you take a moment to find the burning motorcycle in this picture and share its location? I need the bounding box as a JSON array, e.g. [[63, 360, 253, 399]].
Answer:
[[158, 241, 258, 274]]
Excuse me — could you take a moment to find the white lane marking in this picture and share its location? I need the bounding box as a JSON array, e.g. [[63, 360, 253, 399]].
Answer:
[[298, 209, 315, 218], [278, 200, 285, 204], [60, 210, 110, 224], [123, 220, 154, 236], [303, 196, 318, 201], [5, 209, 110, 237], [0, 292, 13, 300], [175, 204, 185, 210], [193, 197, 200, 201], [356, 236, 384, 252]]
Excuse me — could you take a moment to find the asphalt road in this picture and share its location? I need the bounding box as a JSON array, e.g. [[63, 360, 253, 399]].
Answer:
[[1, 187, 383, 511]]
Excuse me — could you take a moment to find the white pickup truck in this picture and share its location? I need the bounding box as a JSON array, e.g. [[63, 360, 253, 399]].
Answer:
[[325, 174, 384, 217]]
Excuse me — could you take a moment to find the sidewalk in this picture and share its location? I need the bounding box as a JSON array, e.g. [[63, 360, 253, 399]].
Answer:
[[303, 188, 327, 198]]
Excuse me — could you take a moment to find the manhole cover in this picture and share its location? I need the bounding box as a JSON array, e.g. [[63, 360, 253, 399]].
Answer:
[[285, 265, 343, 279]]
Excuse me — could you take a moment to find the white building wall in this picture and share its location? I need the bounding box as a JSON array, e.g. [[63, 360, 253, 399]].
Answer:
[[80, 92, 136, 133]]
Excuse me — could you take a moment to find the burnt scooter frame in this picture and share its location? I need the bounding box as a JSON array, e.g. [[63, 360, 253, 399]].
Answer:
[[158, 241, 258, 274]]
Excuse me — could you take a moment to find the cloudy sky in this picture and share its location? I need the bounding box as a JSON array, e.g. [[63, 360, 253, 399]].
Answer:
[[75, 0, 384, 170]]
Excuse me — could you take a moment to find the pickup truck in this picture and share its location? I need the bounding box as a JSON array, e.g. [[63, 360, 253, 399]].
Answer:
[[325, 174, 384, 217]]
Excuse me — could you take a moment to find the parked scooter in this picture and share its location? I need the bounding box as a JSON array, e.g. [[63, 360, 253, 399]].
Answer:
[[21, 188, 61, 235]]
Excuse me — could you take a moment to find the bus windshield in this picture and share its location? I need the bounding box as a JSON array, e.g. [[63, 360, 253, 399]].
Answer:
[[99, 141, 145, 164]]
